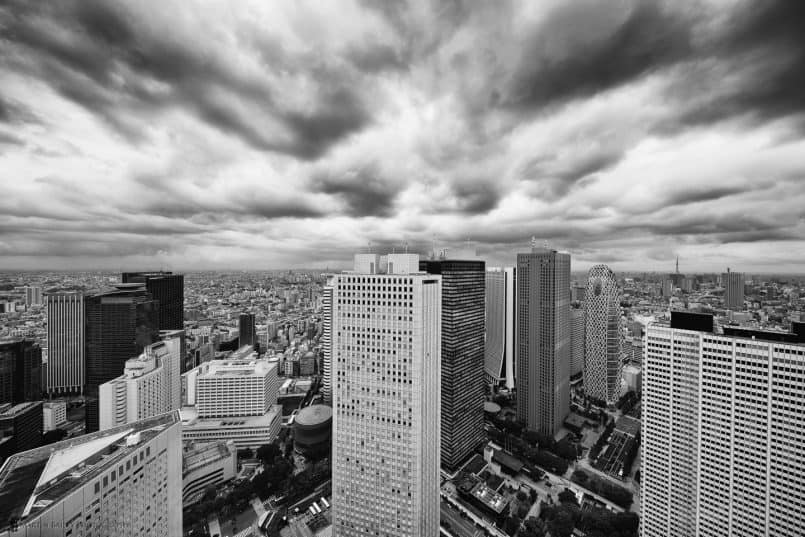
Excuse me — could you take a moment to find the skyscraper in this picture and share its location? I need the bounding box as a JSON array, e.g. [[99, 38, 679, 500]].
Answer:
[[420, 257, 485, 470], [0, 402, 43, 465], [584, 264, 623, 404], [722, 268, 744, 310], [0, 411, 183, 537], [516, 246, 570, 437], [45, 292, 85, 395], [239, 312, 257, 349], [485, 267, 516, 390], [570, 306, 585, 382], [321, 282, 333, 405], [641, 313, 805, 537], [84, 284, 160, 433], [122, 271, 184, 330], [0, 339, 42, 405], [332, 254, 441, 537]]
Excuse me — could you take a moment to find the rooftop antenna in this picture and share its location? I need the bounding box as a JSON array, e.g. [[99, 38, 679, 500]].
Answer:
[[404, 241, 409, 253]]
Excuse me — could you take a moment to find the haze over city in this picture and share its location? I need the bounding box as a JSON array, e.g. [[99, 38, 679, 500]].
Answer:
[[1, 0, 804, 272]]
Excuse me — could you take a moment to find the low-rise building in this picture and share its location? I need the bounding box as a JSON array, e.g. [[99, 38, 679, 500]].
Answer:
[[180, 405, 282, 449], [182, 441, 237, 507]]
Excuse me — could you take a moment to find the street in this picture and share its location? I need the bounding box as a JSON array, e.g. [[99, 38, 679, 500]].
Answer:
[[441, 499, 485, 537]]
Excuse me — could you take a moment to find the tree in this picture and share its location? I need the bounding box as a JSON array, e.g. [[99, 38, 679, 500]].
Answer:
[[256, 443, 282, 464], [503, 516, 521, 536], [522, 517, 546, 537], [558, 488, 578, 505], [516, 490, 528, 503]]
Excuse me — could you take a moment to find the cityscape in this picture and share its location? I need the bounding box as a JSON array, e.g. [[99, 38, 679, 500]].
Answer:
[[1, 1, 805, 537]]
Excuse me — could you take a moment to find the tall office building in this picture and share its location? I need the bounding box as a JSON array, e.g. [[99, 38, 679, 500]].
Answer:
[[722, 268, 744, 310], [420, 257, 485, 470], [584, 265, 623, 404], [23, 286, 42, 308], [485, 268, 516, 390], [332, 254, 441, 537], [0, 339, 42, 405], [321, 283, 334, 405], [98, 340, 182, 430], [84, 284, 160, 433], [641, 312, 805, 537], [0, 411, 182, 537], [570, 306, 585, 381], [45, 292, 85, 395], [239, 313, 257, 349], [122, 271, 184, 330], [516, 246, 571, 437]]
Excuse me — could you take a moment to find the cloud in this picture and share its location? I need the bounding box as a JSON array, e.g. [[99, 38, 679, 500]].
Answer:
[[0, 0, 804, 272]]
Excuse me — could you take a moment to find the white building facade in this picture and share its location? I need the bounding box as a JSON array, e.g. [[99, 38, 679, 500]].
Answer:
[[641, 317, 805, 537], [0, 412, 182, 537], [332, 254, 441, 537], [98, 340, 182, 431]]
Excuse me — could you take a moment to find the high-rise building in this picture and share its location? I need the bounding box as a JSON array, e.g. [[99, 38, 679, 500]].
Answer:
[[0, 339, 42, 405], [98, 339, 182, 430], [420, 257, 485, 470], [239, 312, 257, 349], [23, 286, 43, 308], [570, 306, 585, 382], [0, 411, 182, 537], [122, 271, 185, 330], [641, 313, 805, 537], [485, 267, 516, 390], [516, 246, 571, 437], [722, 268, 744, 310], [0, 402, 43, 466], [321, 283, 333, 405], [157, 330, 184, 407], [332, 254, 441, 537], [584, 265, 623, 404], [84, 284, 160, 433], [45, 292, 85, 395]]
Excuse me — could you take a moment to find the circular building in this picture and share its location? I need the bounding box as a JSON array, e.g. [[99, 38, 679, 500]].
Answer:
[[484, 401, 502, 419], [293, 404, 332, 458]]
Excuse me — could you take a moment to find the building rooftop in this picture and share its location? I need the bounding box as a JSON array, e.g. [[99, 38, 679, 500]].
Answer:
[[180, 405, 281, 429], [198, 358, 276, 379], [0, 411, 179, 532], [0, 401, 42, 418], [182, 441, 234, 475], [295, 405, 332, 427]]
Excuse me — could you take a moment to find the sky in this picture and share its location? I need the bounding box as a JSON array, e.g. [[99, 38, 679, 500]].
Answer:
[[0, 0, 804, 273]]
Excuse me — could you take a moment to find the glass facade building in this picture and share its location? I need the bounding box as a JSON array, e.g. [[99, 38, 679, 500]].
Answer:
[[420, 258, 486, 470], [122, 271, 184, 330]]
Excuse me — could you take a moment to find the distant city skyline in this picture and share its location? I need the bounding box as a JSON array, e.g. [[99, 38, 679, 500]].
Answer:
[[1, 1, 804, 272]]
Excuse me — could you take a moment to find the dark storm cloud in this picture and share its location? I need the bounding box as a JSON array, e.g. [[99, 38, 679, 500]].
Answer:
[[502, 1, 693, 110], [658, 1, 805, 133], [449, 181, 503, 214], [663, 185, 746, 208], [0, 132, 24, 146], [310, 165, 402, 217], [520, 148, 623, 201], [0, 0, 372, 158]]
